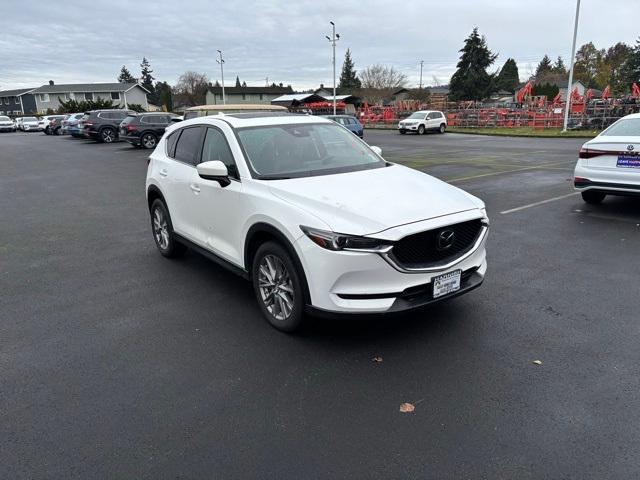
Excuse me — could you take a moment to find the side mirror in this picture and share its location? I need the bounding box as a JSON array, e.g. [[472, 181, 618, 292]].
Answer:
[[370, 146, 382, 157], [197, 160, 230, 187]]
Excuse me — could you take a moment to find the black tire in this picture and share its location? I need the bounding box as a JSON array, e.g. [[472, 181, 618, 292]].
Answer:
[[100, 127, 116, 143], [581, 190, 606, 204], [417, 124, 425, 135], [252, 241, 305, 332], [141, 132, 158, 149], [399, 129, 406, 135], [439, 123, 446, 134], [44, 127, 51, 135], [150, 199, 187, 258]]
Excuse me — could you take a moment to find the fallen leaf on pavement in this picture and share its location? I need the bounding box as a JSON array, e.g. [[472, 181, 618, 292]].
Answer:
[[399, 403, 415, 413], [532, 360, 542, 365], [372, 356, 383, 363]]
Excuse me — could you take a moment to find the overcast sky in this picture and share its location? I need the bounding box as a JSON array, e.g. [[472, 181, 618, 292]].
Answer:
[[1, 0, 638, 91]]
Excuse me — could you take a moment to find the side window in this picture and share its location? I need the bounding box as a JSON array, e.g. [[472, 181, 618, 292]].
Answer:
[[166, 130, 180, 158], [201, 127, 238, 179], [174, 127, 204, 165]]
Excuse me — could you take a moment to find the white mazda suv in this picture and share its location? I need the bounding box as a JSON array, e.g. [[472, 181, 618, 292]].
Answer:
[[146, 113, 488, 331]]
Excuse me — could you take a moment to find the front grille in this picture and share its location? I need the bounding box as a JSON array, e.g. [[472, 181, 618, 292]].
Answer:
[[390, 219, 484, 269]]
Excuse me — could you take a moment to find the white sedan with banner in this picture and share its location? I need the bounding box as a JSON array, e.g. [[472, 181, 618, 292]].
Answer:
[[574, 113, 640, 203]]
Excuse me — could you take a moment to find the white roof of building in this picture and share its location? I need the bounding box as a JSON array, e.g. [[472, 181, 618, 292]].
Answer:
[[271, 93, 317, 102]]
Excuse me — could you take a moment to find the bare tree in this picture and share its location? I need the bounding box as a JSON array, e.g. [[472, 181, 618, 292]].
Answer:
[[360, 64, 408, 89], [174, 71, 209, 107]]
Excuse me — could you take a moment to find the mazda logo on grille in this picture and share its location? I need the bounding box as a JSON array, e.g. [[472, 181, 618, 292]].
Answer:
[[436, 229, 455, 251], [627, 144, 634, 151]]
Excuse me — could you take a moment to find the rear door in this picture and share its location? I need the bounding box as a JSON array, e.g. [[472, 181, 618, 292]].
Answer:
[[164, 126, 206, 240]]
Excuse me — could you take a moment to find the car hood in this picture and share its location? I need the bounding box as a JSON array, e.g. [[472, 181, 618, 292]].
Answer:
[[267, 164, 483, 236]]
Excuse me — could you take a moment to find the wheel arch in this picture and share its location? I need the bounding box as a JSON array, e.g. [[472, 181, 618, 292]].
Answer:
[[147, 184, 166, 212], [244, 222, 311, 303]]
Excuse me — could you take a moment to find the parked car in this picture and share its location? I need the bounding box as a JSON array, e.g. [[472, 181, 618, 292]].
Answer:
[[20, 117, 41, 132], [322, 114, 364, 138], [61, 113, 79, 135], [49, 116, 67, 135], [398, 110, 447, 134], [574, 112, 640, 204], [146, 113, 488, 332], [81, 109, 135, 143], [40, 115, 67, 135], [0, 115, 15, 132], [65, 113, 85, 137], [119, 112, 180, 149]]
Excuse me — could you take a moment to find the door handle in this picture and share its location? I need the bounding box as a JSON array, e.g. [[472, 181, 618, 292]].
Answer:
[[190, 184, 201, 193], [159, 168, 168, 177]]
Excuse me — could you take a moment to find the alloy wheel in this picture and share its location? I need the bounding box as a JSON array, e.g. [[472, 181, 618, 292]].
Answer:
[[258, 254, 295, 321], [102, 129, 115, 143], [153, 207, 169, 250], [142, 134, 156, 149]]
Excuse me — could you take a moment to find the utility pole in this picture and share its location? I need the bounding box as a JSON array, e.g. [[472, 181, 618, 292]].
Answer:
[[265, 77, 269, 87], [563, 0, 580, 132], [216, 50, 226, 105], [419, 60, 424, 89], [325, 21, 340, 115]]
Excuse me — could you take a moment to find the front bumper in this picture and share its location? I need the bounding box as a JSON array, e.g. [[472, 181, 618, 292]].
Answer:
[[398, 123, 419, 131], [296, 222, 488, 314]]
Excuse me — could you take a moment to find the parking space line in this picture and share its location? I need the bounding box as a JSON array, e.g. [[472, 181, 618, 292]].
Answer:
[[500, 192, 580, 214], [448, 161, 569, 183]]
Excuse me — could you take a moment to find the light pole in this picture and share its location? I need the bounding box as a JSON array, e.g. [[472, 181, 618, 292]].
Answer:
[[216, 49, 226, 105], [563, 0, 581, 132], [326, 21, 340, 115], [419, 60, 424, 89]]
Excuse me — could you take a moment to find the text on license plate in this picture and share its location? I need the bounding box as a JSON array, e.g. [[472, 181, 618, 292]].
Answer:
[[433, 269, 462, 299], [617, 155, 640, 168]]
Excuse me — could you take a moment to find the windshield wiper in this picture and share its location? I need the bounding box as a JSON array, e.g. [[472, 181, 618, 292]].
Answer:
[[260, 175, 292, 180]]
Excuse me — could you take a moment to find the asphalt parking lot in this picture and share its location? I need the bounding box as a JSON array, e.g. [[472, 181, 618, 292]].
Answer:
[[2, 129, 640, 479]]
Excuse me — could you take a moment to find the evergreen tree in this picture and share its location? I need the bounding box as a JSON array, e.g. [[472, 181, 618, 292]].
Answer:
[[154, 81, 173, 111], [338, 49, 362, 90], [552, 56, 567, 74], [495, 58, 519, 92], [535, 55, 553, 77], [140, 57, 155, 101], [621, 36, 640, 91], [117, 65, 136, 83], [235, 76, 241, 87], [449, 28, 497, 101]]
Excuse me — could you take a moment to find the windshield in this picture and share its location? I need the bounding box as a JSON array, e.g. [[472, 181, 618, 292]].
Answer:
[[407, 112, 426, 119], [237, 123, 385, 179], [23, 117, 37, 121], [601, 118, 640, 137], [0, 116, 9, 121]]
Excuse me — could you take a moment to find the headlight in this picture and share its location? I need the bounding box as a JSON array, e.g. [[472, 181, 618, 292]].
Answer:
[[300, 226, 392, 252]]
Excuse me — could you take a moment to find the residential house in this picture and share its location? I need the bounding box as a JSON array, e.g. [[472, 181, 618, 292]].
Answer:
[[31, 81, 149, 113], [0, 88, 37, 116], [205, 85, 294, 105]]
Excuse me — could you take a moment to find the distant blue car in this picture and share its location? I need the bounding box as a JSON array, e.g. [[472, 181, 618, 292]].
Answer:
[[65, 113, 85, 137], [323, 115, 364, 138]]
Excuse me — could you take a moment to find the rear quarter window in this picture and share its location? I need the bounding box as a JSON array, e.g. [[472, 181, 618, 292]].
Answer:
[[166, 130, 180, 158]]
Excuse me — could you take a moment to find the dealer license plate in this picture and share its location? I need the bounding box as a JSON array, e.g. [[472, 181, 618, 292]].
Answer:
[[432, 270, 462, 299], [617, 155, 640, 168]]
